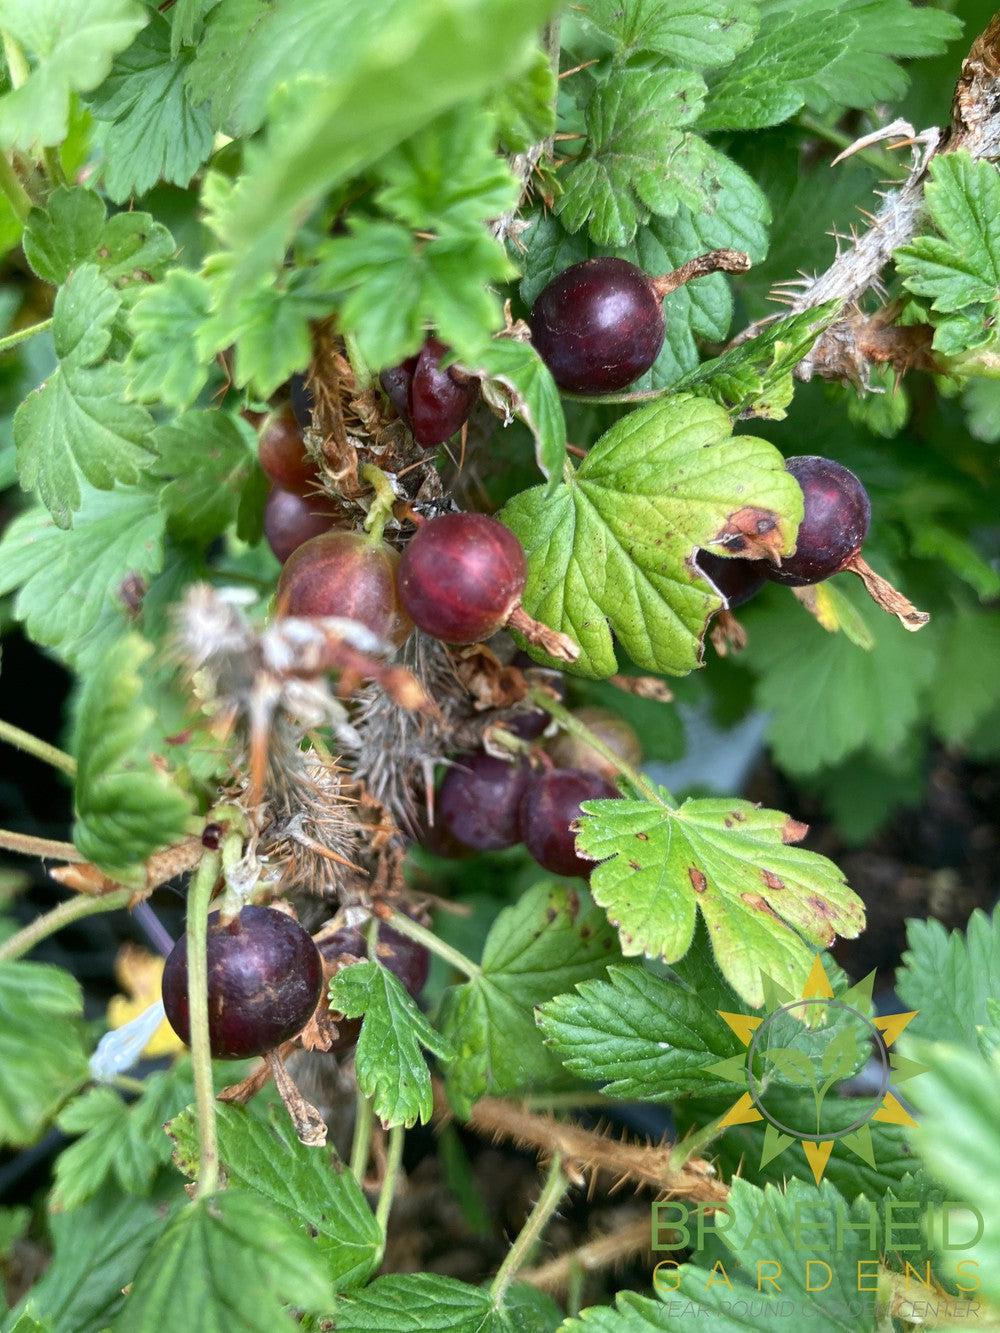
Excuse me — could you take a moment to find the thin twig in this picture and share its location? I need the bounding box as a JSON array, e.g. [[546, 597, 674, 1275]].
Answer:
[[0, 719, 77, 776], [0, 888, 131, 962], [528, 689, 661, 802], [385, 909, 481, 980], [0, 829, 83, 862], [375, 1124, 405, 1234], [521, 1214, 651, 1293], [0, 318, 54, 356], [350, 1087, 374, 1185], [186, 848, 223, 1198], [491, 1153, 569, 1305]]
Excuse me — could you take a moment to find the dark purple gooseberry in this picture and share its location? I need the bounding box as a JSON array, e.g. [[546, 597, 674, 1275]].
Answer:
[[161, 905, 323, 1059], [438, 752, 530, 851], [319, 918, 430, 1052], [696, 550, 769, 609], [379, 338, 480, 448], [502, 652, 566, 741], [519, 767, 618, 879], [264, 486, 338, 563], [767, 456, 872, 587], [530, 257, 665, 394], [397, 512, 527, 644]]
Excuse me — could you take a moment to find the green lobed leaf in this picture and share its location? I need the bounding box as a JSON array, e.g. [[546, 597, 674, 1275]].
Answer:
[[126, 269, 214, 409], [538, 963, 742, 1101], [86, 14, 214, 202], [0, 486, 165, 670], [52, 1067, 196, 1212], [698, 6, 848, 131], [112, 1191, 334, 1332], [438, 883, 622, 1116], [500, 394, 802, 678], [458, 339, 566, 488], [575, 792, 865, 1006], [0, 0, 148, 151], [14, 265, 155, 528], [555, 67, 708, 248], [22, 187, 175, 288], [328, 959, 454, 1128], [897, 904, 1000, 1052], [151, 410, 255, 546], [492, 47, 556, 153], [72, 633, 194, 883], [329, 1273, 560, 1332], [741, 580, 937, 775], [907, 1041, 1000, 1309], [168, 1103, 381, 1291], [578, 0, 758, 68], [929, 607, 1000, 745], [896, 152, 1000, 356], [0, 961, 89, 1148]]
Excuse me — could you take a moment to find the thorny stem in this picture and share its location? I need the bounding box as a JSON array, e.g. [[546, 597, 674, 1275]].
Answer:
[[490, 1152, 569, 1306], [385, 910, 481, 980], [350, 1088, 374, 1185], [186, 847, 223, 1198], [0, 888, 131, 962], [527, 689, 663, 802], [0, 829, 83, 862], [0, 719, 77, 776], [0, 318, 53, 355], [375, 1123, 405, 1235]]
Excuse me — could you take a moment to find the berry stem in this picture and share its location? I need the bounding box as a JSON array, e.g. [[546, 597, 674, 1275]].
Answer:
[[385, 910, 481, 980], [0, 317, 54, 356], [841, 553, 929, 631], [649, 249, 751, 300], [507, 606, 580, 663], [0, 718, 77, 775], [490, 1151, 569, 1306], [0, 887, 131, 962], [361, 463, 397, 543], [375, 1123, 405, 1236], [527, 688, 665, 803], [0, 828, 83, 862], [186, 846, 223, 1199], [350, 1087, 375, 1185]]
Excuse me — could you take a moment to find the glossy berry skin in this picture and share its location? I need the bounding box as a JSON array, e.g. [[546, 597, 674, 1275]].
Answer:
[[259, 407, 318, 496], [438, 752, 530, 851], [696, 550, 769, 609], [379, 338, 479, 448], [519, 767, 618, 879], [161, 905, 323, 1059], [768, 456, 871, 587], [530, 258, 664, 394], [398, 512, 526, 644], [276, 531, 412, 647], [548, 708, 642, 783], [319, 919, 430, 1052], [264, 486, 338, 563]]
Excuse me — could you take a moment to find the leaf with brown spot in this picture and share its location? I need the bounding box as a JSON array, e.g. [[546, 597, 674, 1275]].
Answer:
[[574, 791, 865, 1008]]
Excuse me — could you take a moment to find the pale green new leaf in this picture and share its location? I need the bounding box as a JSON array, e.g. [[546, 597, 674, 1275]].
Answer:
[[126, 269, 214, 408], [330, 1273, 561, 1332], [458, 339, 565, 487], [898, 905, 1000, 1051], [168, 1103, 381, 1291], [0, 486, 165, 668], [500, 395, 802, 678], [492, 47, 556, 153], [86, 15, 214, 202], [112, 1192, 333, 1332], [698, 8, 848, 130], [578, 0, 758, 67], [907, 1042, 1000, 1309], [556, 68, 708, 247], [0, 962, 89, 1147], [14, 265, 155, 527], [72, 634, 194, 883], [896, 153, 1000, 355], [22, 186, 174, 286], [538, 964, 741, 1101], [439, 883, 622, 1116], [328, 960, 453, 1128], [575, 793, 865, 1006], [152, 410, 255, 545], [0, 0, 147, 151]]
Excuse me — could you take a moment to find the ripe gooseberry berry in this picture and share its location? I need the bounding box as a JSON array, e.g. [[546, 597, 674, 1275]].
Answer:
[[264, 487, 339, 563], [437, 752, 530, 851], [519, 767, 618, 879], [767, 456, 871, 587], [379, 338, 479, 447], [258, 406, 318, 496], [276, 530, 412, 648]]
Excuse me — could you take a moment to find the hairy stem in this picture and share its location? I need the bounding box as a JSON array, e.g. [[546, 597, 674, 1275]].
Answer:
[[0, 888, 131, 962], [528, 689, 663, 802], [0, 318, 53, 356], [0, 719, 77, 775], [0, 154, 32, 225], [490, 1153, 569, 1305], [0, 829, 83, 862], [385, 909, 481, 980], [375, 1123, 405, 1234], [186, 848, 222, 1199], [350, 1088, 374, 1185]]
